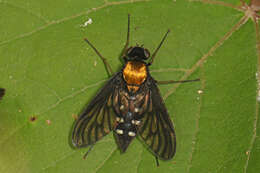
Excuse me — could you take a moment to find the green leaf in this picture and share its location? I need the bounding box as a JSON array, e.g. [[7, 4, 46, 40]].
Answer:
[[0, 0, 259, 172]]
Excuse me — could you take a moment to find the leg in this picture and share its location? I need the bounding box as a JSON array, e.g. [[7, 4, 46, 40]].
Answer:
[[84, 38, 113, 76], [155, 156, 160, 167], [148, 29, 170, 65], [156, 79, 200, 85], [122, 14, 131, 57], [83, 145, 94, 160]]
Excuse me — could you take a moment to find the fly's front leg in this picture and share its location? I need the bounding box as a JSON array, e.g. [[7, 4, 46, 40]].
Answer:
[[84, 38, 113, 77], [156, 79, 200, 85], [147, 29, 170, 66], [122, 14, 131, 58]]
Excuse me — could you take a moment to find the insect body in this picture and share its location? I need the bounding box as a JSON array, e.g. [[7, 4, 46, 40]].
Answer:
[[72, 15, 199, 165]]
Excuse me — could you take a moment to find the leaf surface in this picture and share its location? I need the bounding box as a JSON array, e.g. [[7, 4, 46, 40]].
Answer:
[[0, 0, 259, 172]]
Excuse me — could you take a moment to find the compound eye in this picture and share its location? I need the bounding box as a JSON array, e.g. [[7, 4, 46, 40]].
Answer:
[[126, 47, 134, 55], [144, 49, 150, 59]]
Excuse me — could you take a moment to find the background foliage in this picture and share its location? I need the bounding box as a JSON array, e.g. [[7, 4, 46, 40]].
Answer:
[[0, 0, 259, 172]]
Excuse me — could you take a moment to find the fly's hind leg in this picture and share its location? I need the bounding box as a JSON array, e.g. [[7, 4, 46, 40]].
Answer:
[[155, 156, 160, 167], [84, 38, 113, 77], [83, 145, 94, 160]]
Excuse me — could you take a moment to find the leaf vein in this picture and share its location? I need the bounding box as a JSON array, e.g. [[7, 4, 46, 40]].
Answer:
[[243, 10, 260, 173], [94, 146, 117, 173], [189, 0, 244, 11], [186, 65, 205, 172], [0, 0, 150, 46], [163, 15, 249, 100], [0, 0, 49, 23], [0, 79, 107, 146]]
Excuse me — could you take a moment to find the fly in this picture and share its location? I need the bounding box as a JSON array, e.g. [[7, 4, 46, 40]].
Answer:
[[71, 14, 199, 166]]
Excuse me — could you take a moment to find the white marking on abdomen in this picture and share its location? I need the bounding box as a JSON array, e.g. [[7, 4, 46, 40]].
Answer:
[[128, 131, 136, 137], [116, 129, 124, 134]]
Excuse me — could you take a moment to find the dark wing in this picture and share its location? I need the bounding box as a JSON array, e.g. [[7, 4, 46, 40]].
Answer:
[[138, 78, 176, 160], [72, 74, 120, 148]]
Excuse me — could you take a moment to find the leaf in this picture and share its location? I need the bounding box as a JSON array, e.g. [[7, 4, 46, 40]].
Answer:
[[0, 0, 259, 172]]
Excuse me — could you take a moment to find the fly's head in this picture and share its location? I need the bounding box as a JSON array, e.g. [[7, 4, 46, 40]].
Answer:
[[125, 46, 150, 62]]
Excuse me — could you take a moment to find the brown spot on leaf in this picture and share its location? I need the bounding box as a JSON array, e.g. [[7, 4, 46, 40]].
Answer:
[[29, 116, 37, 122], [72, 114, 78, 120], [0, 88, 5, 100], [46, 120, 51, 125]]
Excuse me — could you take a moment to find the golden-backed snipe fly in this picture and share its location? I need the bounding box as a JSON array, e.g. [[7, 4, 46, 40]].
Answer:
[[0, 88, 5, 100], [72, 15, 199, 166]]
